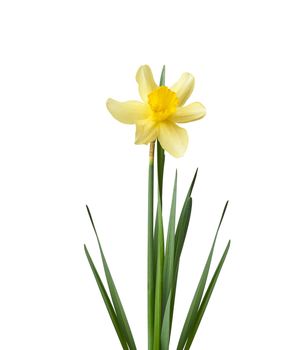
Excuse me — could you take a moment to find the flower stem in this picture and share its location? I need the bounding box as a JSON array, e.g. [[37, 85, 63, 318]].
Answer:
[[149, 66, 166, 350], [148, 141, 155, 350], [153, 190, 164, 350]]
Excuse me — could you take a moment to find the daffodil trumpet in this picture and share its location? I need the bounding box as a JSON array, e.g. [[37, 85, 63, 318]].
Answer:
[[84, 66, 230, 350]]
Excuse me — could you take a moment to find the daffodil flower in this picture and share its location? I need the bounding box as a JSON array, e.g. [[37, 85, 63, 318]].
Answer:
[[106, 65, 206, 157]]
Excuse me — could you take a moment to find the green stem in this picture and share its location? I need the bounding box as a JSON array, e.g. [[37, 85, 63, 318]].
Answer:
[[148, 141, 155, 350], [153, 191, 164, 350], [151, 65, 166, 350], [157, 141, 165, 200]]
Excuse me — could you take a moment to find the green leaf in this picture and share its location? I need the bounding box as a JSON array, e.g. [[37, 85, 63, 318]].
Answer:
[[161, 292, 172, 350], [170, 169, 197, 325], [153, 194, 164, 350], [184, 240, 231, 350], [159, 65, 166, 86], [163, 171, 177, 313], [157, 64, 166, 209], [84, 245, 129, 350], [86, 206, 137, 350], [154, 140, 165, 275], [177, 201, 229, 350], [157, 66, 166, 202], [174, 169, 198, 255], [170, 197, 192, 328], [154, 66, 166, 315], [173, 197, 193, 279]]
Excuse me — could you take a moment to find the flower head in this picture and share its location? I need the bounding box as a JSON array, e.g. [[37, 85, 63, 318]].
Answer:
[[106, 65, 206, 157]]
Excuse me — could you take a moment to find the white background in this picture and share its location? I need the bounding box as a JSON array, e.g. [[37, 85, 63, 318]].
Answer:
[[1, 0, 308, 349]]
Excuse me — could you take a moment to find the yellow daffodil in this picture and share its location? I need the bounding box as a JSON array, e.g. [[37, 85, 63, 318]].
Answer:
[[106, 65, 206, 157]]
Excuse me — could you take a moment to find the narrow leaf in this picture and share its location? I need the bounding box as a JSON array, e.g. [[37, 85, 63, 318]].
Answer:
[[153, 142, 165, 324], [157, 65, 166, 203], [184, 240, 231, 349], [174, 169, 198, 253], [170, 197, 192, 326], [161, 293, 172, 350], [173, 197, 193, 277], [86, 206, 137, 350], [163, 171, 177, 312], [177, 201, 229, 350], [84, 245, 128, 350], [170, 169, 197, 325], [159, 65, 166, 86]]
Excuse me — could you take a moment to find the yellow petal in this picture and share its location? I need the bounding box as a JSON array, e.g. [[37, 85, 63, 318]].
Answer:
[[170, 73, 195, 106], [136, 65, 158, 102], [135, 119, 158, 144], [106, 99, 149, 124], [171, 102, 206, 123], [158, 121, 188, 158]]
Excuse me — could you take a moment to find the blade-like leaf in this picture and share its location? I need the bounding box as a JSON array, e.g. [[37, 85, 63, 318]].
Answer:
[[153, 194, 164, 350], [173, 197, 193, 277], [159, 65, 166, 86], [86, 206, 137, 350], [184, 240, 231, 350], [170, 197, 192, 326], [163, 171, 177, 312], [84, 245, 128, 350], [170, 170, 197, 324], [177, 201, 229, 350], [157, 65, 166, 203], [154, 139, 165, 287], [153, 141, 165, 345], [174, 169, 198, 258], [161, 292, 172, 350]]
